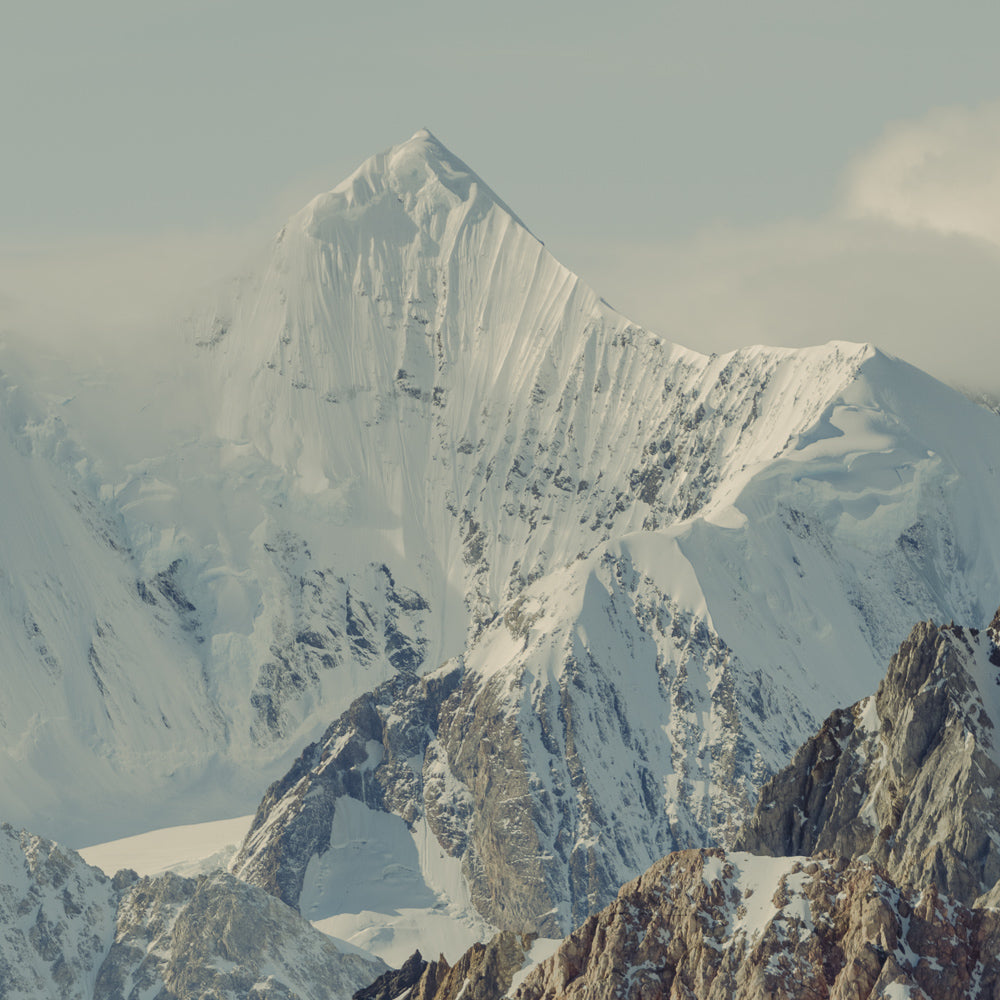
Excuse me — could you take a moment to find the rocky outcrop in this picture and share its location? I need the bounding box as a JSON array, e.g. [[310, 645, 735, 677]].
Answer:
[[247, 548, 432, 746], [230, 664, 464, 909], [230, 548, 791, 938], [511, 848, 1000, 1000], [736, 612, 1000, 907], [230, 653, 569, 934], [0, 823, 386, 1000], [0, 824, 119, 999], [354, 950, 429, 1000], [408, 931, 535, 1000], [354, 932, 536, 1000]]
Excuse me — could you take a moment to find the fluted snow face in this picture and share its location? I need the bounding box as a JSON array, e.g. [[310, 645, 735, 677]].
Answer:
[[207, 130, 874, 613]]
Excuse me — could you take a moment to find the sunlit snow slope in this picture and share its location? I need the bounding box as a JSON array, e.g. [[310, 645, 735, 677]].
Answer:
[[2, 128, 1000, 887]]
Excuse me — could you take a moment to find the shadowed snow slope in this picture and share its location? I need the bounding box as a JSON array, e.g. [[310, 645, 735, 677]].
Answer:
[[2, 127, 1000, 899]]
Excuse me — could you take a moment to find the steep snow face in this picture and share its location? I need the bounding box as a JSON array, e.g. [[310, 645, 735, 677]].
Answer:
[[203, 130, 877, 635], [677, 351, 1000, 714], [3, 127, 1000, 866]]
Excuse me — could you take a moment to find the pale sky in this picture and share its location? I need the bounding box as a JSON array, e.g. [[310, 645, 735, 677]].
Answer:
[[3, 1, 1000, 387]]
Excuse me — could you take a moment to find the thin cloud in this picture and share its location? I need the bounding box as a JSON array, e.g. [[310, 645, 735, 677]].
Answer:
[[842, 99, 1000, 247], [1, 233, 242, 344], [0, 166, 333, 360], [2, 105, 999, 399], [568, 101, 1000, 393]]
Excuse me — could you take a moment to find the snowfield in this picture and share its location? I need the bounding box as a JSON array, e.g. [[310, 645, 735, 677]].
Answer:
[[79, 814, 253, 878]]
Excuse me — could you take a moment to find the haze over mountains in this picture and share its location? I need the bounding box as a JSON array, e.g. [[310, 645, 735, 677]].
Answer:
[[2, 130, 1000, 991]]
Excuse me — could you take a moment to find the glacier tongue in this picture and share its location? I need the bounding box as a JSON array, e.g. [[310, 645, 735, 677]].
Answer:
[[1, 126, 1000, 900]]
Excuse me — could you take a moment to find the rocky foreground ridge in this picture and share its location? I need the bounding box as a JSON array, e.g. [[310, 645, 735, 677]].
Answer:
[[737, 608, 1000, 908], [345, 608, 1000, 1000], [510, 848, 1000, 1000], [355, 932, 537, 1000], [351, 849, 1000, 1000], [0, 823, 385, 1000]]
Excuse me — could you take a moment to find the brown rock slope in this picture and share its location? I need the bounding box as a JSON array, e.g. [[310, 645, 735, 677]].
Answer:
[[356, 932, 537, 1000], [510, 848, 1000, 1000]]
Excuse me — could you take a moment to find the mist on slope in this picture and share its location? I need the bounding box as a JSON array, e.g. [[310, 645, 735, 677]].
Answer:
[[0, 231, 241, 469], [3, 103, 999, 416]]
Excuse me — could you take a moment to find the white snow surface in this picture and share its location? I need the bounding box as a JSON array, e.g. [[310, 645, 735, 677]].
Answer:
[[508, 937, 563, 994], [78, 814, 253, 878], [880, 985, 932, 1000], [300, 799, 493, 967], [3, 128, 1000, 953], [699, 852, 820, 947]]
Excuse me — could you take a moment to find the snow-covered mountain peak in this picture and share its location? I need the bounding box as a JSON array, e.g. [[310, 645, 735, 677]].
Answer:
[[297, 128, 527, 244], [206, 130, 886, 512], [6, 126, 1000, 869], [206, 129, 612, 500]]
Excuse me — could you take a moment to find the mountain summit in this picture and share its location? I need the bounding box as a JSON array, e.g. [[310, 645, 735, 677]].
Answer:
[[315, 128, 528, 228], [208, 126, 592, 495]]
